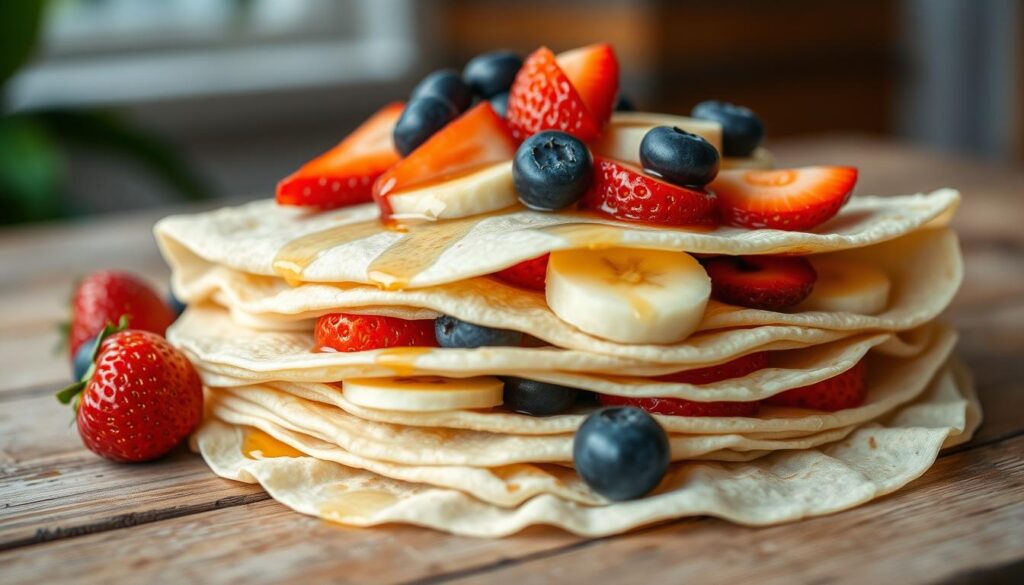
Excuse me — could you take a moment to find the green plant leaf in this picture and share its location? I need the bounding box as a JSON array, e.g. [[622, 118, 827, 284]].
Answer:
[[0, 115, 62, 224], [0, 0, 46, 90]]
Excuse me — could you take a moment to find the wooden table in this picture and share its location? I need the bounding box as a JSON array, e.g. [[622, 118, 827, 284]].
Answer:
[[2, 137, 1023, 584]]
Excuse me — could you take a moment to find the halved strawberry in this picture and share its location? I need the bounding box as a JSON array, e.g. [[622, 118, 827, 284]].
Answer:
[[277, 102, 403, 210], [599, 394, 760, 417], [703, 255, 817, 311], [766, 359, 867, 411], [580, 157, 718, 226], [314, 313, 437, 353], [493, 254, 550, 291], [653, 352, 769, 384], [507, 47, 601, 142], [373, 102, 517, 212], [555, 43, 619, 131], [712, 166, 858, 231]]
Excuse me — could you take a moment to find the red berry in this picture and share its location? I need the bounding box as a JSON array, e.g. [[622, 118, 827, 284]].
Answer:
[[654, 352, 769, 384], [493, 254, 550, 291], [599, 394, 760, 417], [711, 166, 858, 231], [554, 43, 619, 131], [506, 47, 601, 142], [703, 255, 817, 311], [69, 271, 175, 359], [581, 157, 718, 227], [766, 359, 867, 411], [314, 313, 437, 353]]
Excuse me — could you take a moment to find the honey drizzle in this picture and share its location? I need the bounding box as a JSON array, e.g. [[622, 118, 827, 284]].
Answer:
[[242, 428, 305, 459], [272, 220, 385, 284], [373, 346, 434, 376], [365, 214, 482, 289]]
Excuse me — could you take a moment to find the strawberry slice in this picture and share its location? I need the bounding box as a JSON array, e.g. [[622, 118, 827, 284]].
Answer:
[[599, 394, 760, 417], [580, 157, 718, 226], [712, 166, 858, 231], [315, 313, 437, 353], [766, 359, 867, 411], [653, 352, 769, 384], [703, 255, 817, 311], [373, 102, 517, 212], [277, 102, 403, 210], [555, 43, 619, 131], [492, 254, 550, 291], [507, 47, 601, 142]]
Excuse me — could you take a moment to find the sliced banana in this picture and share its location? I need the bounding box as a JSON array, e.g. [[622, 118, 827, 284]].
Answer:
[[546, 247, 710, 344], [800, 258, 892, 315], [342, 376, 504, 412], [594, 112, 723, 165], [722, 147, 775, 170], [387, 161, 517, 221]]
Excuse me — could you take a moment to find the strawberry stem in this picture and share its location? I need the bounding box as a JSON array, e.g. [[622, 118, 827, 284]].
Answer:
[[55, 315, 130, 407]]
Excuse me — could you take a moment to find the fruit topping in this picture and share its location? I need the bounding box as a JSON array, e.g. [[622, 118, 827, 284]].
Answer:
[[507, 46, 602, 141], [766, 359, 867, 411], [580, 157, 718, 227], [490, 92, 509, 117], [690, 100, 764, 157], [434, 315, 523, 348], [502, 377, 579, 416], [69, 270, 175, 360], [513, 130, 593, 211], [393, 96, 460, 157], [598, 394, 760, 417], [712, 166, 858, 231], [654, 352, 769, 384], [594, 112, 723, 166], [384, 161, 517, 221], [703, 255, 817, 311], [573, 406, 669, 500], [462, 50, 523, 99], [639, 126, 720, 187], [799, 258, 891, 315], [342, 376, 504, 412], [410, 69, 473, 114], [276, 102, 403, 209], [492, 254, 550, 291], [314, 313, 437, 353], [555, 43, 619, 130], [546, 248, 710, 344]]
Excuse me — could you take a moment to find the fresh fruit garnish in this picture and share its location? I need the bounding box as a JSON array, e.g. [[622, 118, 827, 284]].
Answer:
[[502, 377, 579, 416], [393, 96, 459, 157], [712, 166, 858, 231], [554, 43, 619, 131], [68, 270, 175, 360], [58, 326, 203, 462], [598, 394, 760, 417], [506, 47, 601, 142], [703, 255, 817, 311], [800, 258, 891, 315], [546, 248, 710, 344], [489, 92, 509, 118], [462, 50, 523, 99], [654, 351, 769, 384], [342, 376, 504, 412], [434, 315, 522, 348], [513, 130, 593, 211], [766, 359, 867, 411], [314, 313, 437, 352], [71, 335, 96, 381], [580, 157, 719, 227], [691, 100, 764, 157], [384, 161, 518, 222], [493, 254, 550, 291], [276, 102, 403, 209], [573, 406, 669, 501], [640, 126, 719, 187], [410, 69, 473, 113]]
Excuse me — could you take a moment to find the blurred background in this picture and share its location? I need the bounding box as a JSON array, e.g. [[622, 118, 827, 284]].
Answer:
[[1, 0, 1021, 226]]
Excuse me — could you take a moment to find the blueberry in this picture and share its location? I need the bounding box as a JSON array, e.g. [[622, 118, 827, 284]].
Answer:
[[393, 96, 459, 156], [435, 315, 522, 348], [502, 378, 579, 416], [615, 94, 635, 112], [168, 291, 187, 319], [690, 100, 764, 157], [639, 126, 720, 187], [410, 69, 473, 113], [72, 335, 96, 381], [463, 51, 522, 99], [513, 131, 593, 211], [489, 92, 509, 118], [573, 406, 669, 501]]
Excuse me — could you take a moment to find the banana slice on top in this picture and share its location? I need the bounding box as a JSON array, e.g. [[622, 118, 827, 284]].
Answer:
[[386, 161, 517, 221], [342, 376, 504, 412], [800, 258, 892, 315], [546, 248, 711, 344], [593, 112, 723, 166]]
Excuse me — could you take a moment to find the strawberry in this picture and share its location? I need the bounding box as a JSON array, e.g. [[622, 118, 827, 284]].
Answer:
[[315, 313, 437, 353], [68, 271, 175, 359], [277, 102, 403, 210], [493, 254, 550, 291], [766, 359, 867, 411], [58, 324, 203, 462], [580, 157, 719, 226], [703, 255, 817, 311], [653, 352, 769, 384], [712, 166, 858, 231], [599, 394, 760, 417], [555, 43, 619, 131], [373, 102, 517, 216], [506, 47, 601, 142]]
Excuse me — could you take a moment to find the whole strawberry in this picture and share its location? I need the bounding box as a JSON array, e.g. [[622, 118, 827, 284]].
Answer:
[[59, 327, 203, 462], [69, 271, 175, 359]]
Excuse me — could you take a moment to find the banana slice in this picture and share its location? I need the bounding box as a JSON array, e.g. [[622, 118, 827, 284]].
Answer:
[[387, 161, 516, 221], [594, 112, 723, 165], [342, 376, 504, 412], [546, 248, 710, 344], [722, 147, 775, 170], [800, 258, 892, 315]]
